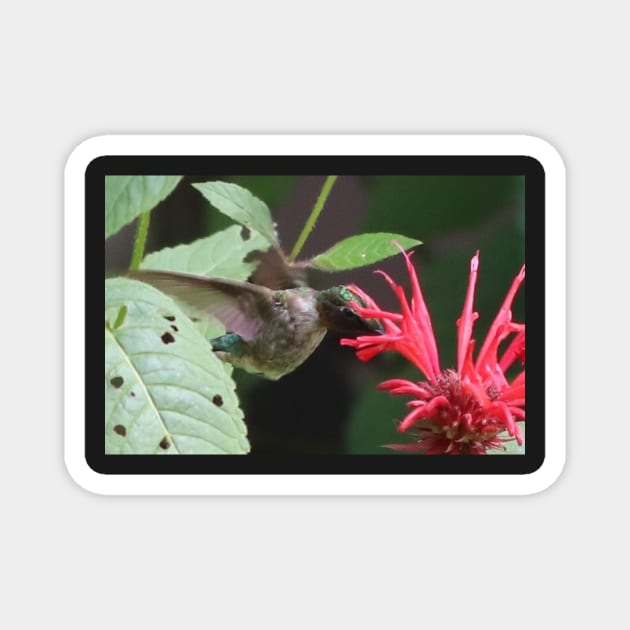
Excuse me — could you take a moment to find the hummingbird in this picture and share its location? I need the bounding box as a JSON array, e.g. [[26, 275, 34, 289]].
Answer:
[[127, 270, 384, 380]]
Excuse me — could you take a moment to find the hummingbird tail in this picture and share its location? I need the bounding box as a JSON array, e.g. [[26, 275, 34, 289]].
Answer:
[[209, 333, 248, 357]]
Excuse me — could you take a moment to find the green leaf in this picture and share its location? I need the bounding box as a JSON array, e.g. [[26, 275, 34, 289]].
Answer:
[[489, 422, 526, 455], [232, 176, 296, 209], [140, 224, 269, 280], [105, 277, 249, 454], [105, 175, 182, 239], [310, 232, 422, 271], [192, 181, 279, 247]]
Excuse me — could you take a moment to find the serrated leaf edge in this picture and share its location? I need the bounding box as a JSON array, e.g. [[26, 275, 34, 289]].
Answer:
[[309, 233, 422, 271], [192, 181, 280, 247]]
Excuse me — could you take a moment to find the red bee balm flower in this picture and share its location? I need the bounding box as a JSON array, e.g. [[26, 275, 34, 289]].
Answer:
[[341, 250, 525, 454]]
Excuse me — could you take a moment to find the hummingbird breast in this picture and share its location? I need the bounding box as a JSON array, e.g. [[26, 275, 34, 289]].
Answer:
[[246, 288, 327, 379]]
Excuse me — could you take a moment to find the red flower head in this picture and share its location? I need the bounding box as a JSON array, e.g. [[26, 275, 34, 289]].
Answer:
[[341, 249, 525, 454]]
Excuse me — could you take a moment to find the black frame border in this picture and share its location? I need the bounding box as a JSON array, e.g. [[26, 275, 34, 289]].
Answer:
[[93, 155, 544, 476]]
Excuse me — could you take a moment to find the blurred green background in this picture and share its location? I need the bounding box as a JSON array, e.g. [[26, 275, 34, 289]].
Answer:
[[105, 174, 525, 454]]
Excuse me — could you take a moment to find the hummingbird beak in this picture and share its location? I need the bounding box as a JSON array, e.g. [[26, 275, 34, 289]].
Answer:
[[350, 314, 384, 337], [318, 302, 385, 337], [368, 318, 385, 335], [316, 286, 386, 337]]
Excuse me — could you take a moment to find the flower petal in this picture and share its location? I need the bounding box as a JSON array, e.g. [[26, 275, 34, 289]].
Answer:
[[398, 395, 450, 431], [340, 251, 526, 456], [476, 264, 525, 372], [457, 251, 480, 373]]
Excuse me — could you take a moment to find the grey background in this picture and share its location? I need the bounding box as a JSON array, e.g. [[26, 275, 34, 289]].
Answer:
[[3, 1, 625, 628]]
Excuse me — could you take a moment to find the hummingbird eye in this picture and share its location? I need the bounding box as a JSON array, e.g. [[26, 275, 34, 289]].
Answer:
[[341, 306, 360, 320]]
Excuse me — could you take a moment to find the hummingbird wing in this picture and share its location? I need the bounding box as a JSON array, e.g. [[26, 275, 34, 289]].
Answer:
[[127, 270, 274, 342], [247, 248, 308, 290]]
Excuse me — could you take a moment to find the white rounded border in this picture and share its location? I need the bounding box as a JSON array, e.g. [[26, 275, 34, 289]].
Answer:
[[65, 134, 565, 495]]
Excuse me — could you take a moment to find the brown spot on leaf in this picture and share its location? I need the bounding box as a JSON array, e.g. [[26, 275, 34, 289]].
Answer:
[[159, 437, 170, 450], [241, 226, 251, 240], [171, 325, 178, 332], [113, 425, 126, 437], [212, 394, 224, 407], [161, 332, 175, 344], [164, 315, 176, 322], [130, 391, 136, 397], [110, 376, 124, 388]]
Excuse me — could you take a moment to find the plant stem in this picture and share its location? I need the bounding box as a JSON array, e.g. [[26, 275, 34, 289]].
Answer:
[[289, 175, 338, 263], [113, 305, 128, 329], [130, 211, 151, 270]]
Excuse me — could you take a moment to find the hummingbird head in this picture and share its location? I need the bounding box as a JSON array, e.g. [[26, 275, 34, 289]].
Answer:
[[316, 286, 385, 337]]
